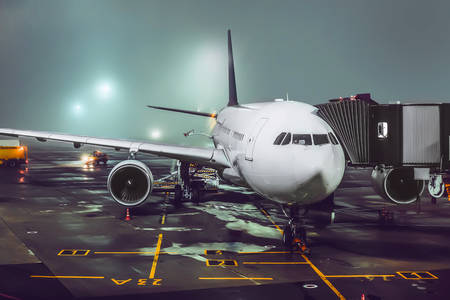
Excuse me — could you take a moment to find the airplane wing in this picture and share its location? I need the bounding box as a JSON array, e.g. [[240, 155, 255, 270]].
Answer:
[[0, 128, 230, 169]]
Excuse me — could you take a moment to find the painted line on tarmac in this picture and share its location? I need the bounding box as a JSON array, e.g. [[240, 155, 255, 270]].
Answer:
[[243, 261, 308, 265], [238, 251, 301, 254], [149, 233, 163, 279], [30, 275, 104, 279], [93, 251, 176, 255], [302, 254, 345, 300], [259, 205, 345, 300], [198, 277, 273, 280], [325, 275, 395, 278], [259, 207, 283, 234]]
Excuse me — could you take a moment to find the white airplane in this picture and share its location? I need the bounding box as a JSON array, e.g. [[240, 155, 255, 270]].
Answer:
[[0, 30, 345, 246]]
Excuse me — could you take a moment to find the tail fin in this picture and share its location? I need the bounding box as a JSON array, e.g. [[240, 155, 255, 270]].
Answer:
[[227, 30, 238, 106]]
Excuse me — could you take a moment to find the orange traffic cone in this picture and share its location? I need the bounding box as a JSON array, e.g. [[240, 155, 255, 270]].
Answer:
[[125, 208, 131, 221]]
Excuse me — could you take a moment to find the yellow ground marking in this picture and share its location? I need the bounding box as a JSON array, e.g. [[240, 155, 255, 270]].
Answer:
[[396, 271, 438, 280], [149, 233, 163, 279], [93, 251, 176, 254], [258, 205, 345, 299], [325, 275, 395, 278], [259, 208, 283, 234], [30, 275, 104, 279], [161, 214, 166, 225], [111, 278, 132, 285], [206, 259, 238, 266], [205, 250, 223, 255], [302, 255, 345, 300], [58, 249, 90, 256], [238, 251, 301, 254], [198, 277, 273, 280], [243, 262, 308, 265]]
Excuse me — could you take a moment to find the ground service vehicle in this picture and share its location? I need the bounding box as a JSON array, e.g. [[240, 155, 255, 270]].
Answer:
[[83, 151, 108, 166], [0, 140, 28, 168]]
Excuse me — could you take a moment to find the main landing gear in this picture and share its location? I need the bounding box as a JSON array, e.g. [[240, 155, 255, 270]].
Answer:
[[281, 204, 310, 254], [172, 161, 207, 206]]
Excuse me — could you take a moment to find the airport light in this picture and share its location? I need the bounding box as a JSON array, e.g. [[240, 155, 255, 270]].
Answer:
[[74, 104, 82, 114], [151, 129, 161, 139], [97, 82, 113, 99]]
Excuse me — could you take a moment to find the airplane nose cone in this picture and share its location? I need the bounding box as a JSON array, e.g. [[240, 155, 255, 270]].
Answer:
[[292, 145, 345, 204]]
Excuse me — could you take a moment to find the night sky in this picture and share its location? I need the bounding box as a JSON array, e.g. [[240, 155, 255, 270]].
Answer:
[[1, 0, 450, 145]]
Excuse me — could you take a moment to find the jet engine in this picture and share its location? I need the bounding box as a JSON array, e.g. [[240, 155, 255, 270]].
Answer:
[[371, 167, 425, 204], [107, 160, 153, 207]]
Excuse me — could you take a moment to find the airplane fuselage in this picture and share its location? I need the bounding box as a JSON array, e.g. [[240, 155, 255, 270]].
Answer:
[[212, 100, 346, 206]]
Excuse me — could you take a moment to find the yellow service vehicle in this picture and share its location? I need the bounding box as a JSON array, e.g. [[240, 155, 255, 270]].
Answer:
[[0, 140, 28, 168]]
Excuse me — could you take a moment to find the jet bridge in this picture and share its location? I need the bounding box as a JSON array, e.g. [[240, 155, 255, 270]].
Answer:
[[316, 93, 450, 203], [316, 93, 450, 171]]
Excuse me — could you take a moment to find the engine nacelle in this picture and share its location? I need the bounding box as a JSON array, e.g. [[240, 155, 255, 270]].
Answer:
[[107, 160, 153, 207], [371, 167, 425, 204]]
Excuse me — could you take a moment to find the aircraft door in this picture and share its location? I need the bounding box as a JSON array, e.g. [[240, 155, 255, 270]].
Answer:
[[245, 117, 268, 161]]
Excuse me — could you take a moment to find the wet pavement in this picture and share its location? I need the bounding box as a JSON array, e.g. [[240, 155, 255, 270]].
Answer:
[[0, 139, 449, 300]]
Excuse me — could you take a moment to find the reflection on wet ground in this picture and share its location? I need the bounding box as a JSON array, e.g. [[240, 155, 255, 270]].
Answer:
[[0, 140, 449, 299]]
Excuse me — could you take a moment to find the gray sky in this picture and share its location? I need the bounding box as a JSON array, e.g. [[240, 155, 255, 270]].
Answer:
[[1, 0, 450, 145]]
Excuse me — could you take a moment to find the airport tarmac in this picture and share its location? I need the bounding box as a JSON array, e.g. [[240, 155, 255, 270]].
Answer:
[[0, 140, 449, 300]]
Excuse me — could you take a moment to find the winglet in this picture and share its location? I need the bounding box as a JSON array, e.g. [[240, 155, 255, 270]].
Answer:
[[227, 30, 238, 106]]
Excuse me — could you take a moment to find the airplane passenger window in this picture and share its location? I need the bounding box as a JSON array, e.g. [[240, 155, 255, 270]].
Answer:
[[273, 132, 286, 145], [313, 134, 329, 145], [292, 134, 312, 145], [281, 133, 291, 145], [328, 132, 339, 145]]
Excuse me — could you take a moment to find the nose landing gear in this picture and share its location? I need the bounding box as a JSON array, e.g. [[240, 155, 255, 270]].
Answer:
[[281, 205, 310, 255]]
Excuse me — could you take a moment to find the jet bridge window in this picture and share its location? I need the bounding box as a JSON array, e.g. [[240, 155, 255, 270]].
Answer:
[[328, 132, 339, 145], [273, 132, 286, 145], [313, 134, 330, 145], [292, 134, 312, 145]]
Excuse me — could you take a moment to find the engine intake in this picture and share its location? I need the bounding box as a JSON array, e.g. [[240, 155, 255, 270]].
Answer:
[[371, 167, 424, 204], [107, 160, 153, 207]]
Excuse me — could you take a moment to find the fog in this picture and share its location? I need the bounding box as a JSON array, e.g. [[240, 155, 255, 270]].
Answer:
[[1, 0, 449, 145]]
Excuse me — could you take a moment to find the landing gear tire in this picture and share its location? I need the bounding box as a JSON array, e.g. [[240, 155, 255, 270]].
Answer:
[[173, 184, 182, 207], [191, 187, 202, 204], [282, 223, 294, 247]]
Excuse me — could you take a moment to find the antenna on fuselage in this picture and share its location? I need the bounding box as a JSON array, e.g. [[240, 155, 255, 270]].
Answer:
[[227, 30, 238, 106]]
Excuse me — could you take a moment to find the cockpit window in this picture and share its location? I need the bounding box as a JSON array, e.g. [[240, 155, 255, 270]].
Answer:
[[281, 133, 291, 145], [273, 132, 286, 145], [313, 134, 329, 145], [292, 134, 312, 145], [328, 132, 339, 145]]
